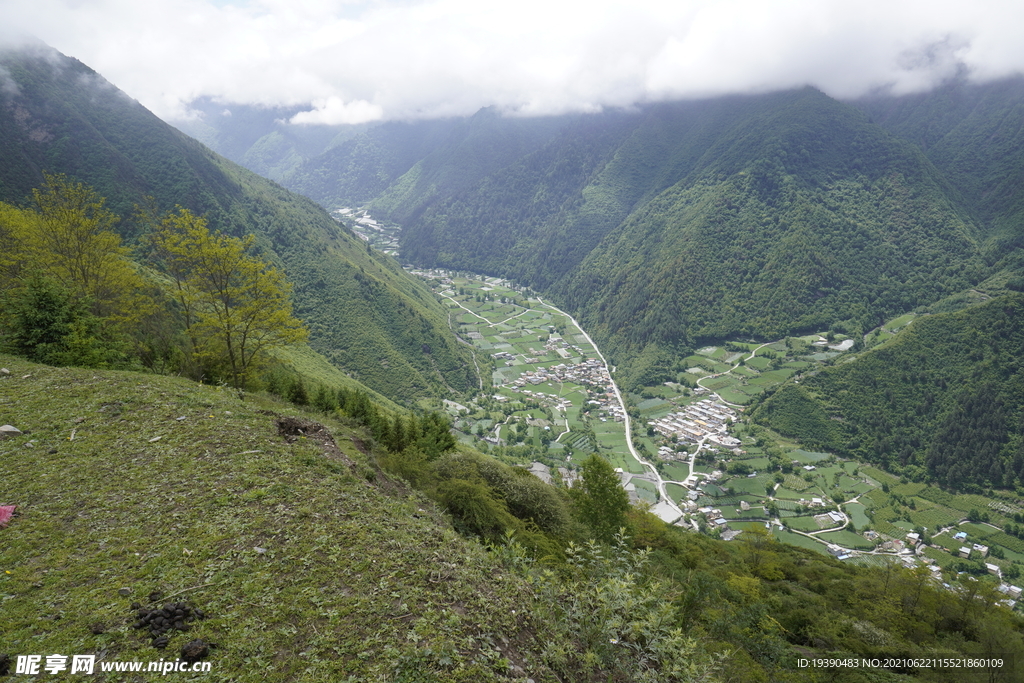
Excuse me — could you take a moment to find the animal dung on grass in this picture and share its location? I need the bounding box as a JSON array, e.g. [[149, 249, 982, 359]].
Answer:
[[132, 602, 207, 646]]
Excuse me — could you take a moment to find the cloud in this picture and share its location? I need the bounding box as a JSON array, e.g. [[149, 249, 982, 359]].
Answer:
[[289, 96, 383, 125], [5, 0, 1024, 123], [0, 66, 21, 96]]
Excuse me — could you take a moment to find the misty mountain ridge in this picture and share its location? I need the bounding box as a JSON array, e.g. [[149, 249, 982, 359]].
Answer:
[[214, 83, 1022, 385]]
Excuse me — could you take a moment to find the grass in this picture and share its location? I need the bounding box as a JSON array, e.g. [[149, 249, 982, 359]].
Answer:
[[0, 355, 557, 682], [665, 483, 690, 505], [630, 479, 659, 504], [817, 530, 874, 550], [771, 529, 830, 556], [717, 388, 754, 405], [845, 503, 871, 531], [786, 516, 826, 532], [661, 462, 690, 481], [789, 450, 832, 463]]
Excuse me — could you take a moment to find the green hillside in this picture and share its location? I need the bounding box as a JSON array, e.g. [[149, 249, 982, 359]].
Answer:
[[557, 90, 985, 359], [0, 44, 478, 402], [284, 117, 465, 208], [283, 88, 988, 381], [0, 356, 555, 681], [752, 294, 1024, 490], [6, 355, 1024, 681], [854, 76, 1024, 258]]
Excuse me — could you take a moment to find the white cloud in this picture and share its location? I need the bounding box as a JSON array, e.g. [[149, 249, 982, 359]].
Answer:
[[289, 96, 383, 124], [5, 0, 1024, 123]]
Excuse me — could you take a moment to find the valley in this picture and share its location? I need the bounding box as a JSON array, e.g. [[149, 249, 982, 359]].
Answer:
[[5, 39, 1024, 678], [348, 213, 1024, 597]]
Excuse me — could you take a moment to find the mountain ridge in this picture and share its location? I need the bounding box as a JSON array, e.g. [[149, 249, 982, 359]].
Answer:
[[0, 43, 480, 402]]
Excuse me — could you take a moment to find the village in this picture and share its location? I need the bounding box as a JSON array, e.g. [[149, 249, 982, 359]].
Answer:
[[648, 399, 741, 449]]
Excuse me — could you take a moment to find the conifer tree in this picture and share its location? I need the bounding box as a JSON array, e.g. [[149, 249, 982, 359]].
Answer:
[[572, 454, 630, 543]]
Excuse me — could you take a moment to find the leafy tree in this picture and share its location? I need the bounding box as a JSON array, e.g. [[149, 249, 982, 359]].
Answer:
[[152, 208, 308, 392], [1, 177, 149, 357], [0, 202, 30, 294], [571, 454, 630, 543], [532, 533, 721, 681], [26, 173, 149, 325]]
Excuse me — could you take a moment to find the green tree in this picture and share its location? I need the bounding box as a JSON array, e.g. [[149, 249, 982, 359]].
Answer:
[[572, 454, 631, 543], [5, 275, 110, 367], [417, 412, 457, 459], [152, 208, 307, 392], [27, 173, 150, 325]]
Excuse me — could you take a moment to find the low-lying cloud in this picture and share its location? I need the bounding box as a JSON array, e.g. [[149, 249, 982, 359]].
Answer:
[[6, 0, 1024, 123]]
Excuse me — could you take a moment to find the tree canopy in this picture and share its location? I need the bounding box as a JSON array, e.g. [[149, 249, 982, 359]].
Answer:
[[571, 454, 631, 543], [151, 207, 308, 392]]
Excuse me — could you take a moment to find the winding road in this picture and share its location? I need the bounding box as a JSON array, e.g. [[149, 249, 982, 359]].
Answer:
[[536, 297, 686, 522]]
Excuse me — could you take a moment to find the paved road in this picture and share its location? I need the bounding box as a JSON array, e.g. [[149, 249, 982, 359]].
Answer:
[[537, 297, 685, 521]]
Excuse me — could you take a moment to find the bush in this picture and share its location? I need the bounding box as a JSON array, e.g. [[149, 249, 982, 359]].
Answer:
[[437, 479, 518, 541]]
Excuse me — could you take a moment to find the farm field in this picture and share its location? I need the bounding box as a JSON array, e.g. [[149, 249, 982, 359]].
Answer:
[[399, 270, 1024, 584], [412, 270, 651, 486]]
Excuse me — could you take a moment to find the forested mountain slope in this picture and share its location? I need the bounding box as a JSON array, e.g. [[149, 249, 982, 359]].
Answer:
[[752, 294, 1024, 490], [854, 76, 1024, 258], [554, 88, 986, 358], [0, 43, 478, 401], [282, 88, 989, 380]]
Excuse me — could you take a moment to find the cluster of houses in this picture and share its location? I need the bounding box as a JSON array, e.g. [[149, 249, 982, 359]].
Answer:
[[543, 335, 582, 359], [504, 358, 611, 389], [514, 388, 573, 413], [647, 399, 738, 444]]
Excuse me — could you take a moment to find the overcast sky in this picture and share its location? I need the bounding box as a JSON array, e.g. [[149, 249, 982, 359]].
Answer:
[[5, 0, 1024, 125]]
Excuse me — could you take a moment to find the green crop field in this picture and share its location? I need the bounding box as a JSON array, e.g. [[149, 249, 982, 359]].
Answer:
[[787, 516, 825, 532], [718, 388, 754, 405], [790, 450, 832, 463], [845, 503, 871, 531], [908, 506, 961, 530], [772, 529, 830, 555], [662, 462, 690, 481], [728, 476, 772, 496], [665, 483, 690, 504], [774, 487, 808, 501], [746, 356, 771, 371], [818, 530, 874, 549]]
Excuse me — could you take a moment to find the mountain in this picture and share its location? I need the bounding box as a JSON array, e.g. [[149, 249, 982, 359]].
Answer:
[[0, 43, 479, 402], [853, 75, 1024, 258], [170, 98, 363, 183], [277, 88, 991, 386], [752, 293, 1024, 490]]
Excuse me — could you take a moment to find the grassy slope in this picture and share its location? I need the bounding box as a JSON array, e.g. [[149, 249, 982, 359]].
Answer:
[[0, 355, 552, 682]]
